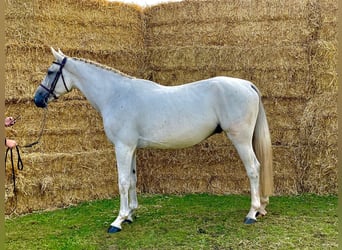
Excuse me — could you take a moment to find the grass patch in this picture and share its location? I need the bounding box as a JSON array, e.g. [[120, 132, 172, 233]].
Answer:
[[5, 194, 337, 249]]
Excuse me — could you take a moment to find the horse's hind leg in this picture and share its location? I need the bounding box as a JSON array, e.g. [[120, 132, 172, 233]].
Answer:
[[227, 131, 261, 224], [258, 196, 269, 217]]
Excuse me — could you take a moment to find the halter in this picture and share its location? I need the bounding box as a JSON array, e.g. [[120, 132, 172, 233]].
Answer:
[[39, 57, 70, 99]]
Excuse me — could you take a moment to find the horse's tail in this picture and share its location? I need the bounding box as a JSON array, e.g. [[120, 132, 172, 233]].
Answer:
[[253, 98, 273, 197]]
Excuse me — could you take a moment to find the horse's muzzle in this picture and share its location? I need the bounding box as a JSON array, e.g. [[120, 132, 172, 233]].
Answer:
[[34, 91, 48, 108]]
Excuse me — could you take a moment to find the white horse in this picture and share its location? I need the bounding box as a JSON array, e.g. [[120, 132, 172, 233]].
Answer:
[[34, 48, 273, 233]]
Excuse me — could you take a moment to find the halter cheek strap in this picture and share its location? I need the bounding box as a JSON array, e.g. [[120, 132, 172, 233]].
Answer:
[[40, 57, 70, 99], [53, 58, 69, 92]]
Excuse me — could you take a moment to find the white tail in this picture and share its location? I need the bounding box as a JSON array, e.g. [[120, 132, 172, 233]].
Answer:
[[253, 100, 273, 197]]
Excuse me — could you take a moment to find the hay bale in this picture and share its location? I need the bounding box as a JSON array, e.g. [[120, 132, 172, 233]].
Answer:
[[144, 0, 337, 197], [272, 146, 302, 194], [5, 0, 145, 102], [263, 98, 307, 146], [308, 40, 337, 95], [145, 0, 310, 25], [145, 0, 315, 99], [137, 134, 249, 194], [5, 0, 143, 215], [5, 150, 118, 214], [299, 92, 337, 194], [148, 46, 308, 72], [5, 44, 145, 102], [147, 45, 311, 98], [6, 0, 144, 47], [146, 14, 312, 48], [5, 100, 110, 153], [137, 141, 302, 195], [309, 0, 338, 41]]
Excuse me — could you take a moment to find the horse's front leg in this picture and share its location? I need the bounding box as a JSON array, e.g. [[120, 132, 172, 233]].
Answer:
[[125, 151, 138, 224], [108, 143, 136, 233]]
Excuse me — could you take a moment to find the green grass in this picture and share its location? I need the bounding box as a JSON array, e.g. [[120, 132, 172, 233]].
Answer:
[[5, 194, 337, 249]]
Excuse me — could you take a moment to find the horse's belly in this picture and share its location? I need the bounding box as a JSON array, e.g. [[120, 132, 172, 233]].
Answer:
[[137, 125, 216, 149], [137, 136, 206, 149]]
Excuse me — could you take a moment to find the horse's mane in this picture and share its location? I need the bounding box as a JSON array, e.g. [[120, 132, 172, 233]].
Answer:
[[71, 57, 135, 79]]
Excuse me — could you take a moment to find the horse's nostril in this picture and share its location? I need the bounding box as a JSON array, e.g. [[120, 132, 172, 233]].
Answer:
[[34, 94, 48, 108]]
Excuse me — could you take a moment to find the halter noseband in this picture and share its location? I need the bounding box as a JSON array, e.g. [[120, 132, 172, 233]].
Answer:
[[39, 57, 70, 99]]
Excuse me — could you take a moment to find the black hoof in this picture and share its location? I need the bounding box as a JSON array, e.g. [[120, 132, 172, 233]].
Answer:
[[256, 211, 260, 217], [123, 219, 133, 224], [244, 217, 257, 224], [107, 226, 121, 233]]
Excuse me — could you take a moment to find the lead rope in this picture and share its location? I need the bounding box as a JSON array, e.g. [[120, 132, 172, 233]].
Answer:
[[5, 108, 48, 213], [22, 107, 48, 148], [5, 145, 24, 213]]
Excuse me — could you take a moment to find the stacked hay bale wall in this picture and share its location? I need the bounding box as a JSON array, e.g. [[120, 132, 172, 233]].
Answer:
[[5, 0, 337, 215], [299, 0, 337, 193], [143, 0, 337, 195], [5, 0, 144, 214]]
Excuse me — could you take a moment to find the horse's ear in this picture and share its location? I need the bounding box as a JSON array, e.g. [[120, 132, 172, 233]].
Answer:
[[51, 47, 63, 62], [58, 48, 66, 57]]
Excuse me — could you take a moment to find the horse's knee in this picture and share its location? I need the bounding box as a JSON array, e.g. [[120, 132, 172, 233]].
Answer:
[[119, 179, 130, 191]]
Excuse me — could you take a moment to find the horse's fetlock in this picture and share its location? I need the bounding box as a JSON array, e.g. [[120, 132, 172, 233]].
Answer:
[[130, 202, 138, 210], [252, 200, 261, 211]]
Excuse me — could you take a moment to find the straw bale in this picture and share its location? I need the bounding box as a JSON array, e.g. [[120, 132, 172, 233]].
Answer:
[[5, 150, 118, 214], [150, 67, 311, 99], [30, 19, 144, 52], [5, 99, 113, 154], [272, 146, 301, 194], [4, 0, 36, 43], [307, 0, 337, 41], [145, 0, 310, 25], [148, 45, 308, 74], [263, 98, 305, 129], [5, 0, 145, 102], [6, 0, 144, 47], [35, 0, 143, 22], [262, 98, 307, 146], [308, 40, 337, 95], [137, 135, 249, 194], [317, 5, 337, 41], [138, 141, 301, 195], [5, 45, 50, 101], [318, 19, 337, 41], [300, 92, 337, 147], [300, 144, 337, 194], [5, 44, 145, 101], [146, 18, 312, 48], [299, 92, 337, 194]]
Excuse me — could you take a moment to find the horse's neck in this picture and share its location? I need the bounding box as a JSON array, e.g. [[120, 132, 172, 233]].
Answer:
[[69, 60, 129, 113]]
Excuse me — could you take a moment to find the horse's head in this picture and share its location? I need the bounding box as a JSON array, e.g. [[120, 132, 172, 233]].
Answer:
[[34, 47, 72, 108]]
